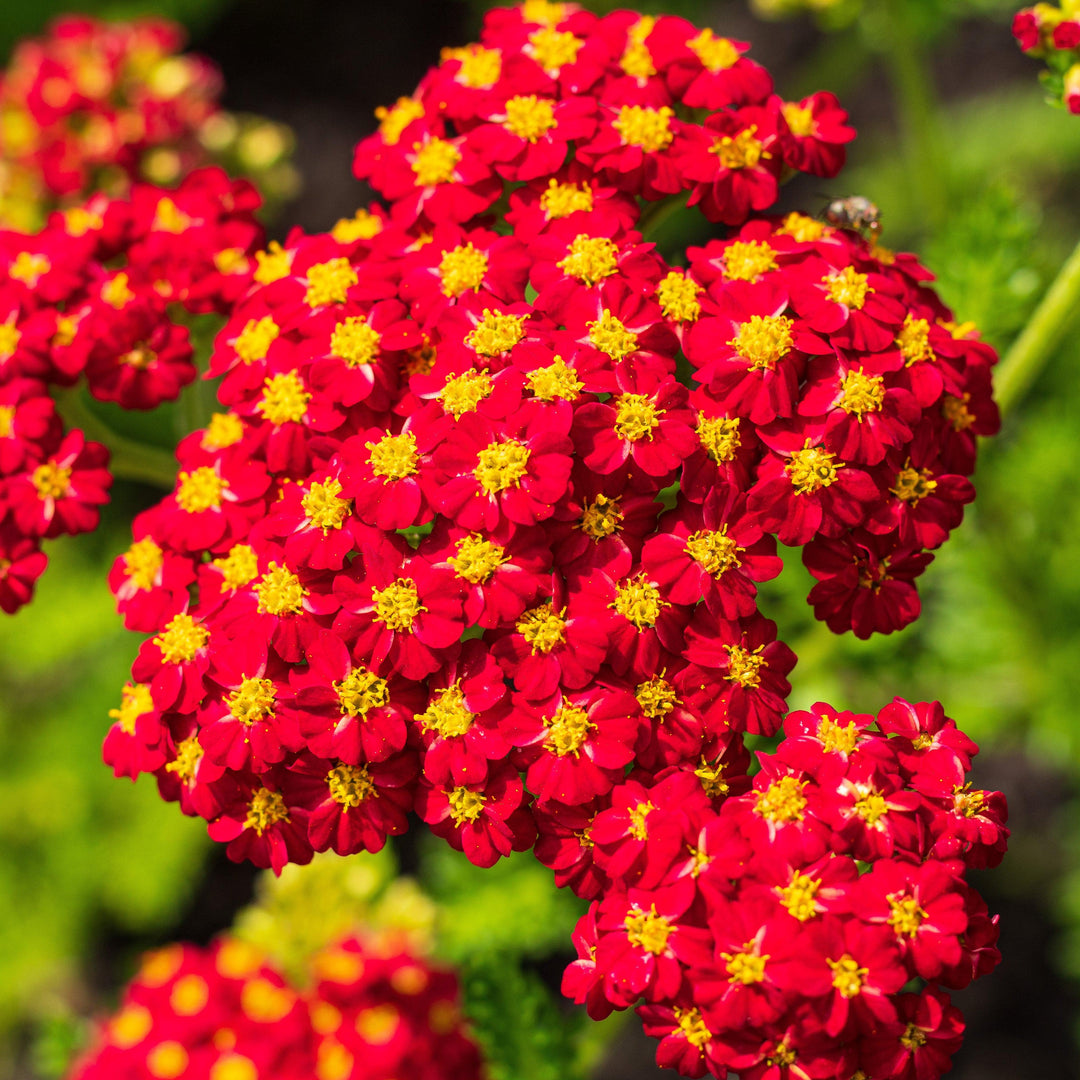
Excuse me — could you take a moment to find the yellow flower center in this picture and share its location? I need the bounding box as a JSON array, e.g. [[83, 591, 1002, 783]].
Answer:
[[722, 946, 769, 985], [579, 493, 624, 540], [612, 573, 667, 628], [818, 715, 859, 754], [517, 603, 567, 653], [527, 27, 583, 72], [63, 207, 103, 236], [120, 345, 156, 370], [474, 438, 531, 493], [438, 243, 489, 297], [621, 40, 656, 79], [213, 544, 260, 590], [588, 309, 639, 360], [685, 527, 742, 576], [419, 684, 475, 738], [154, 613, 209, 663], [108, 682, 154, 735], [376, 96, 424, 145], [786, 444, 841, 495], [838, 368, 885, 418], [331, 209, 383, 243], [327, 763, 376, 807], [331, 316, 382, 367], [152, 198, 192, 234], [214, 249, 247, 279], [613, 104, 674, 152], [256, 562, 307, 616], [723, 240, 777, 282], [766, 1041, 798, 1067], [725, 644, 766, 687], [257, 371, 310, 426], [254, 241, 292, 284], [440, 369, 493, 418], [101, 272, 135, 309], [688, 28, 739, 71], [711, 126, 766, 170], [302, 478, 351, 531], [122, 536, 163, 591], [782, 102, 815, 136], [372, 578, 424, 632], [695, 756, 730, 797], [334, 666, 390, 717], [176, 466, 226, 513], [227, 676, 277, 724], [443, 44, 502, 89], [448, 532, 509, 583], [503, 94, 557, 142], [656, 271, 703, 322], [244, 787, 289, 835], [628, 800, 654, 840], [412, 137, 461, 186], [466, 309, 527, 356], [778, 871, 821, 920], [853, 788, 890, 827], [624, 905, 673, 955], [942, 393, 975, 431], [147, 1042, 188, 1078], [953, 784, 986, 817], [448, 786, 487, 825], [540, 178, 594, 218], [522, 0, 566, 25], [777, 211, 827, 242], [32, 461, 71, 500], [674, 1006, 712, 1049], [367, 431, 419, 482], [305, 258, 357, 307], [755, 775, 807, 823], [900, 1024, 928, 1051], [202, 412, 245, 451], [526, 356, 583, 401], [697, 414, 741, 463], [558, 234, 620, 285], [165, 736, 204, 785], [613, 392, 660, 441], [827, 954, 868, 998], [0, 321, 21, 359], [636, 675, 679, 719], [10, 251, 50, 286], [824, 266, 871, 309], [887, 894, 927, 937], [896, 315, 935, 365], [729, 314, 794, 371]]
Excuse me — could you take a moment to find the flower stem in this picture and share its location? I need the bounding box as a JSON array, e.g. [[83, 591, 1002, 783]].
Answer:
[[995, 234, 1080, 416]]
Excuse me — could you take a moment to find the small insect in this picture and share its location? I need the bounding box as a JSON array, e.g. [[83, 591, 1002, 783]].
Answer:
[[823, 195, 882, 237]]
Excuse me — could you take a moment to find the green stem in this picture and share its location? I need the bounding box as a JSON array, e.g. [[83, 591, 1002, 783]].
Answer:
[[995, 234, 1080, 416], [54, 390, 177, 489]]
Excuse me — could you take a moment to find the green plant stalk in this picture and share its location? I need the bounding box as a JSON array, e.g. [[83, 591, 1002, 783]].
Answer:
[[995, 234, 1080, 416], [53, 389, 177, 489]]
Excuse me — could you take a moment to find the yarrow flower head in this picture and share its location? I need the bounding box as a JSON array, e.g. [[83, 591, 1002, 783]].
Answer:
[[1014, 4, 1080, 113]]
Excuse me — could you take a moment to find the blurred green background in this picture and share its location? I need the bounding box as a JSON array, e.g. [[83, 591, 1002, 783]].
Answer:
[[4, 0, 1080, 1077]]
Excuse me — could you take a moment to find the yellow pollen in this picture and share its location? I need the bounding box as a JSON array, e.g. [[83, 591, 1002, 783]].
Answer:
[[334, 666, 389, 717], [241, 978, 295, 1023], [579, 493, 624, 540], [102, 273, 135, 308], [887, 894, 927, 937], [540, 178, 594, 218], [777, 211, 827, 242], [613, 392, 660, 440], [755, 775, 807, 823], [853, 787, 890, 827], [697, 414, 742, 462], [695, 757, 730, 798], [711, 126, 766, 170], [818, 715, 859, 754], [766, 1041, 797, 1067], [723, 240, 778, 282], [621, 40, 656, 79], [10, 251, 50, 286], [203, 412, 245, 450], [942, 393, 975, 431], [227, 676, 277, 725], [871, 241, 897, 265], [53, 317, 78, 348], [527, 28, 583, 71], [782, 102, 815, 136], [0, 405, 14, 437], [688, 28, 739, 71], [786, 443, 841, 495], [376, 96, 425, 145], [412, 137, 461, 186], [613, 104, 674, 152], [254, 241, 292, 284], [544, 704, 593, 756], [440, 369, 493, 418], [722, 946, 769, 984], [331, 209, 383, 243], [527, 356, 583, 401], [891, 465, 937, 505], [256, 562, 307, 616], [32, 461, 71, 500], [503, 95, 557, 142], [0, 321, 21, 359], [828, 953, 868, 998], [448, 532, 509, 583], [372, 578, 424, 632], [404, 340, 437, 376], [210, 1054, 257, 1080], [624, 905, 673, 955], [729, 314, 794, 370], [213, 544, 259, 591], [448, 786, 487, 825], [941, 319, 978, 340], [420, 684, 475, 738], [628, 800, 654, 840], [110, 1004, 152, 1048], [165, 737, 203, 785], [612, 573, 667, 628], [152, 197, 192, 234], [674, 1006, 712, 1049], [824, 266, 872, 309], [588, 309, 639, 360], [443, 44, 502, 89], [558, 234, 620, 285], [153, 613, 209, 664], [331, 316, 382, 367], [244, 787, 289, 835], [109, 682, 154, 735], [63, 207, 103, 236], [147, 1041, 188, 1078], [900, 1023, 928, 1051], [685, 527, 742, 576], [953, 784, 986, 818], [778, 871, 821, 920], [474, 438, 531, 494], [302, 478, 351, 531], [523, 0, 566, 25], [838, 368, 885, 418], [725, 644, 765, 687], [636, 675, 679, 719], [120, 345, 156, 370], [257, 371, 310, 426], [327, 763, 377, 807], [122, 536, 163, 591], [214, 248, 247, 275], [438, 243, 489, 297], [656, 271, 703, 322], [367, 431, 418, 482], [897, 315, 935, 365], [306, 258, 358, 307], [912, 732, 934, 751], [466, 309, 527, 356], [517, 603, 567, 653]]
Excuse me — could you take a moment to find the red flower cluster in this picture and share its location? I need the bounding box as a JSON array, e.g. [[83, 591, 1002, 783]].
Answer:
[[0, 16, 224, 229], [69, 933, 484, 1080], [1, 166, 264, 613], [1014, 4, 1080, 113], [563, 696, 1006, 1079]]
